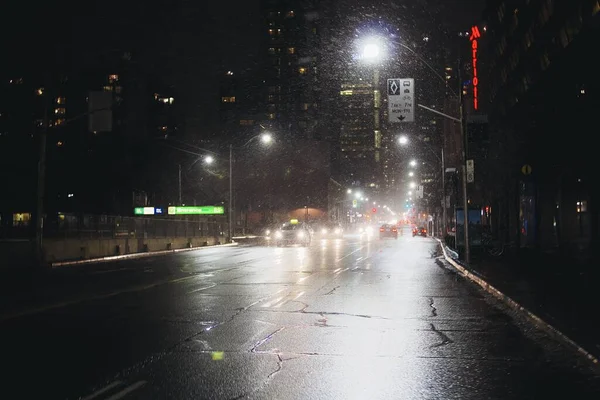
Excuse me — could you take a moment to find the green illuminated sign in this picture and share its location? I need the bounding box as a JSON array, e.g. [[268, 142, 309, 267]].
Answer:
[[167, 206, 225, 215]]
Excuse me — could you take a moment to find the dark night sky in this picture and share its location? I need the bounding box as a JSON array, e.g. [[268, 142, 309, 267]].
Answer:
[[1, 0, 484, 132]]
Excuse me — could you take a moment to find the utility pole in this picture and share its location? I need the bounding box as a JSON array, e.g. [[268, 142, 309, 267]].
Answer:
[[178, 164, 182, 205], [441, 145, 447, 238], [229, 144, 233, 242], [35, 86, 50, 267], [458, 60, 470, 264]]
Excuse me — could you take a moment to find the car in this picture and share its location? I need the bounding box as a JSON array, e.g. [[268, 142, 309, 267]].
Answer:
[[316, 223, 343, 239], [379, 224, 398, 239], [412, 226, 427, 237], [273, 221, 312, 247]]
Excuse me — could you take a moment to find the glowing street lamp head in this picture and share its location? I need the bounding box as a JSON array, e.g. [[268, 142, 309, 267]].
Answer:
[[409, 171, 414, 177], [204, 155, 214, 165], [409, 182, 416, 189], [347, 189, 352, 194], [398, 135, 408, 145], [261, 133, 273, 144], [409, 159, 417, 167], [362, 43, 380, 60]]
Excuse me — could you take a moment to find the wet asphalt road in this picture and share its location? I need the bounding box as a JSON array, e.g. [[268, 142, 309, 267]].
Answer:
[[2, 228, 600, 399]]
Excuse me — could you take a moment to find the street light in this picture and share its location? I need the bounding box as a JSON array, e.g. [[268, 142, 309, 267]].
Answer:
[[230, 133, 274, 241], [398, 135, 408, 145], [409, 182, 416, 189], [347, 189, 352, 194], [408, 171, 414, 177], [354, 192, 362, 199], [409, 160, 417, 167], [362, 43, 380, 60], [204, 155, 214, 165]]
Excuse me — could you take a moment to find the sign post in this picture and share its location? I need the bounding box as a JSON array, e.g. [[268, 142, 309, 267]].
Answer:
[[387, 78, 414, 123], [466, 159, 474, 183]]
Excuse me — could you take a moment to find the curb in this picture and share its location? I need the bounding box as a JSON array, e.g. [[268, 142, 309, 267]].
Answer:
[[436, 239, 599, 366], [51, 242, 239, 268]]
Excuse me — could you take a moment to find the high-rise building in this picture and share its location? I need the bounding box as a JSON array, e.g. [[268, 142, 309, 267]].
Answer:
[[480, 0, 600, 249], [260, 0, 321, 139]]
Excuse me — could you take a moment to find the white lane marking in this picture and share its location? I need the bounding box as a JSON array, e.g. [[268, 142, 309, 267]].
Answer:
[[262, 296, 284, 307], [105, 381, 147, 400], [188, 284, 217, 293], [335, 245, 366, 262], [81, 381, 123, 400]]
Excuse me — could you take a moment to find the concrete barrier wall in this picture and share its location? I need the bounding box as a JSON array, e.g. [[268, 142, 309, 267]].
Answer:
[[0, 240, 36, 270], [42, 236, 226, 263]]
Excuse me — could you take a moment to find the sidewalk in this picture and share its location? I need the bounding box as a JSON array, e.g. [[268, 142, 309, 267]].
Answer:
[[457, 247, 600, 361]]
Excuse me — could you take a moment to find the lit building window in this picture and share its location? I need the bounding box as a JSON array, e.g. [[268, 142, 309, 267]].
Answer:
[[54, 108, 66, 115], [268, 47, 276, 54], [36, 88, 44, 96], [577, 201, 587, 213], [55, 118, 65, 126], [57, 141, 64, 147], [287, 11, 295, 17], [12, 213, 31, 227], [103, 86, 113, 92], [287, 47, 295, 54], [239, 120, 254, 126], [298, 67, 307, 75], [268, 29, 274, 35], [221, 96, 236, 103], [56, 97, 66, 104], [268, 113, 276, 120], [108, 74, 119, 83], [226, 71, 234, 76], [158, 97, 174, 104]]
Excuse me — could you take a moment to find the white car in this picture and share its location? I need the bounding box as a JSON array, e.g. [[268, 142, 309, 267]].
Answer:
[[273, 222, 312, 247]]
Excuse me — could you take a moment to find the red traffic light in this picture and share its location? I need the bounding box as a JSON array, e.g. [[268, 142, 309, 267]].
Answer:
[[372, 208, 377, 213]]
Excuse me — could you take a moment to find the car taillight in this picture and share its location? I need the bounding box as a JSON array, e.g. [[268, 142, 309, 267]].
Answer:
[[392, 228, 397, 232], [379, 228, 385, 232]]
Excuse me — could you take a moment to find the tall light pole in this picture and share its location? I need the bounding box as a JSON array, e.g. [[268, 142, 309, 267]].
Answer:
[[361, 37, 470, 263], [229, 132, 273, 242]]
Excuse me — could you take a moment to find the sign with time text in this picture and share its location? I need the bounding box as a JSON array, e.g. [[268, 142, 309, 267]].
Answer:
[[167, 206, 225, 215], [387, 78, 414, 123]]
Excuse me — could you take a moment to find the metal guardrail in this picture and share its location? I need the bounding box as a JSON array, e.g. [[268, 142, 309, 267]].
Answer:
[[1, 213, 227, 240]]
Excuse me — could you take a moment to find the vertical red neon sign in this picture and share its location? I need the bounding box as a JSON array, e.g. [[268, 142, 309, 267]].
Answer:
[[470, 26, 481, 110]]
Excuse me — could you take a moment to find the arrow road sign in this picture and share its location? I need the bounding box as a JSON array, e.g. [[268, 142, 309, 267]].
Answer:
[[388, 78, 414, 123]]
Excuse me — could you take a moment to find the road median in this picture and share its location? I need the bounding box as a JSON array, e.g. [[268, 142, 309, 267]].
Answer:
[[51, 242, 238, 268]]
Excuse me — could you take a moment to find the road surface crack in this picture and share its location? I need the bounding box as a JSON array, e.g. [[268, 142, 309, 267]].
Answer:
[[429, 323, 454, 348], [250, 327, 286, 353], [428, 297, 438, 317], [324, 286, 340, 295]]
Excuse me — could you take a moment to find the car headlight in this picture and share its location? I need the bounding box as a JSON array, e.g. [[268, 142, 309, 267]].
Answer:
[[297, 231, 305, 238], [321, 228, 327, 234], [335, 228, 341, 234], [365, 227, 374, 235], [275, 231, 283, 238]]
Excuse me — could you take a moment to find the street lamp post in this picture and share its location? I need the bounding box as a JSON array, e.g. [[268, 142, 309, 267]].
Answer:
[[361, 38, 470, 263], [160, 132, 273, 244]]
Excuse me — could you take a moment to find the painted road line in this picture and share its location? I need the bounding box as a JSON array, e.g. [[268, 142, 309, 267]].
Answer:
[[335, 245, 366, 262], [105, 381, 147, 400], [437, 239, 599, 366], [0, 275, 199, 322], [51, 243, 239, 268], [81, 381, 123, 400]]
